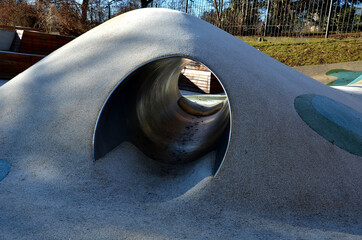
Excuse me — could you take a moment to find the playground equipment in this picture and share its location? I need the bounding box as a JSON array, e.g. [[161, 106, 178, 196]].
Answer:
[[0, 8, 361, 239]]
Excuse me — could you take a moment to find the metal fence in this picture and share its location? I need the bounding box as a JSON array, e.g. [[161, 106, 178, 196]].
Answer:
[[148, 0, 361, 38]]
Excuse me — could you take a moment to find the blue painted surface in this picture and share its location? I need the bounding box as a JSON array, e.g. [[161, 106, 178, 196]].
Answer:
[[294, 94, 362, 157], [312, 95, 362, 137], [327, 69, 362, 86], [349, 74, 362, 85], [0, 160, 11, 181]]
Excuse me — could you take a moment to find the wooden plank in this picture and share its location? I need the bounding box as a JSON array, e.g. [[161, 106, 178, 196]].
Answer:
[[0, 25, 41, 32], [184, 61, 209, 71], [19, 31, 75, 55], [178, 74, 206, 93], [0, 28, 74, 80], [0, 51, 44, 79], [181, 68, 211, 93], [0, 25, 15, 31]]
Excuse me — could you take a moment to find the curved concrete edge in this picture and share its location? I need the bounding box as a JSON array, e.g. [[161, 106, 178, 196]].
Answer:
[[92, 56, 231, 175]]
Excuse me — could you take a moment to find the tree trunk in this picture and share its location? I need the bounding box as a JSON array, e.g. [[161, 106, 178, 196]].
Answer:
[[141, 0, 153, 8], [81, 0, 89, 24]]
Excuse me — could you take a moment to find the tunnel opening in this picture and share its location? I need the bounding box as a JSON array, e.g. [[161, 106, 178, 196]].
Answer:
[[93, 56, 231, 176], [178, 60, 226, 117]]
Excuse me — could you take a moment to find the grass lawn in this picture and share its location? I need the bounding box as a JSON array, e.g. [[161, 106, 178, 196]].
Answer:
[[238, 37, 362, 67]]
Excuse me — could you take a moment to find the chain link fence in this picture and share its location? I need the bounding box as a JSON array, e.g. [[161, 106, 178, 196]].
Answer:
[[147, 0, 361, 38]]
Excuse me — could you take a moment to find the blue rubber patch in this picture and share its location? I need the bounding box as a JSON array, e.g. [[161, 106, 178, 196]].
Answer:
[[312, 95, 362, 137], [0, 160, 11, 181], [349, 74, 362, 85], [326, 69, 362, 86], [295, 94, 362, 157]]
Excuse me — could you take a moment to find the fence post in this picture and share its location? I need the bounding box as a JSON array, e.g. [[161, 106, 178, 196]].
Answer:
[[108, 4, 111, 19], [325, 0, 333, 38], [263, 0, 270, 37]]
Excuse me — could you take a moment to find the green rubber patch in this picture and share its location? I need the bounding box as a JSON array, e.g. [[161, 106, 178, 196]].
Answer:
[[326, 69, 362, 86], [0, 160, 11, 181], [294, 94, 362, 157]]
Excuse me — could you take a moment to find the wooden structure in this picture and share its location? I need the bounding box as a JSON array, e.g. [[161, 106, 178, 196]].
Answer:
[[18, 31, 74, 55], [0, 51, 43, 80], [0, 26, 75, 80], [178, 61, 224, 94], [0, 26, 222, 94]]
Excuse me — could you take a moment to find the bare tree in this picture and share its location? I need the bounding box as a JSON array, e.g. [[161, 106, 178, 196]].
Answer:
[[81, 0, 89, 24], [140, 0, 153, 8], [213, 0, 224, 27]]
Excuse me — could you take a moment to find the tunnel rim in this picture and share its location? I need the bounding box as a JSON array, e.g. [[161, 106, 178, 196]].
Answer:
[[92, 55, 232, 177]]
